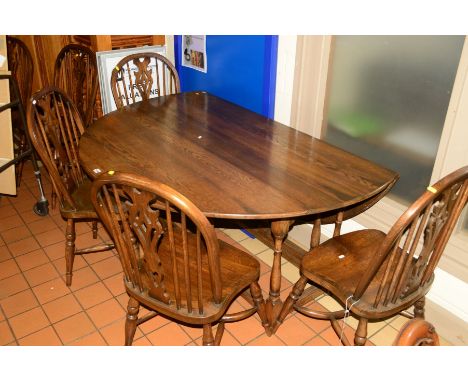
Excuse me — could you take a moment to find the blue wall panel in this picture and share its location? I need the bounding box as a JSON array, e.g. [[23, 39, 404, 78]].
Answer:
[[174, 35, 277, 118]]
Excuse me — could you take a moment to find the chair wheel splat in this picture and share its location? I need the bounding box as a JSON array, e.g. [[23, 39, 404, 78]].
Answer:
[[27, 87, 114, 287], [91, 171, 267, 345], [278, 166, 468, 345], [110, 52, 180, 109]]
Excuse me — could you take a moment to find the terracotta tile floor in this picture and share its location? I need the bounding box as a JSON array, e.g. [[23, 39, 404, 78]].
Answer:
[[0, 162, 452, 346]]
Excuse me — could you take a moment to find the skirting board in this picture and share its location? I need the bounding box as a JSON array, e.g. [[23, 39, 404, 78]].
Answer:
[[288, 221, 468, 324]]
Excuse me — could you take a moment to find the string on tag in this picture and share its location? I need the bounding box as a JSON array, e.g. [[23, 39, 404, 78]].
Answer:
[[340, 295, 360, 343]]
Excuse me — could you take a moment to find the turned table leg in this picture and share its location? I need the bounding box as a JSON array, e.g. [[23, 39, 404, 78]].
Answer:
[[266, 219, 293, 332]]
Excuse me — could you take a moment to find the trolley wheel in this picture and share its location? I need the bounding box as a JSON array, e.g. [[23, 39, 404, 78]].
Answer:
[[33, 200, 49, 216]]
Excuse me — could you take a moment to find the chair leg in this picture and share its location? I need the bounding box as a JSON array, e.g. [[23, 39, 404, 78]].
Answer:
[[15, 161, 25, 187], [250, 281, 270, 334], [202, 324, 215, 346], [214, 322, 225, 346], [414, 297, 425, 319], [92, 221, 98, 239], [51, 190, 57, 210], [125, 297, 140, 346], [273, 275, 308, 333], [354, 317, 368, 346], [14, 131, 27, 187], [65, 219, 76, 286], [15, 144, 26, 187]]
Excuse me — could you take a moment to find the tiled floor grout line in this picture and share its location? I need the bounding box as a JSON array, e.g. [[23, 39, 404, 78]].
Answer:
[[0, 224, 122, 344], [11, 280, 124, 345], [64, 301, 113, 346], [1, 224, 274, 342], [0, 303, 20, 346], [1, 172, 451, 346], [246, 330, 287, 346], [179, 326, 203, 344], [65, 285, 114, 344], [1, 232, 394, 346], [0, 218, 59, 345], [2, 233, 64, 344], [225, 231, 341, 345], [3, 288, 57, 345], [24, 310, 65, 346], [65, 270, 126, 345], [0, 240, 66, 345], [1, 184, 166, 346]]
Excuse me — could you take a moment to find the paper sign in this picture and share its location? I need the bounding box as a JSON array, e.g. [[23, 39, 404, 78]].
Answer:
[[182, 35, 207, 73], [96, 45, 167, 115]]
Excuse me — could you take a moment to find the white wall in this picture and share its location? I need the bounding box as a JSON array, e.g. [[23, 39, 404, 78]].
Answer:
[[274, 36, 297, 126], [165, 35, 175, 66]]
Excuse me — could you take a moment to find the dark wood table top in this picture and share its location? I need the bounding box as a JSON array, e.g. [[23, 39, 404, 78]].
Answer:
[[79, 92, 398, 220]]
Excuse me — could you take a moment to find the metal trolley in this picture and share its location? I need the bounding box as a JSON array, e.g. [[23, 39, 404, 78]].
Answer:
[[0, 73, 49, 216]]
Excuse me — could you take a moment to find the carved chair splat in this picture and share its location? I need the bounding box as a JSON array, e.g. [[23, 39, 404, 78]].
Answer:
[[110, 52, 180, 109], [26, 87, 114, 286], [91, 172, 269, 345], [274, 166, 468, 345], [54, 44, 99, 128]]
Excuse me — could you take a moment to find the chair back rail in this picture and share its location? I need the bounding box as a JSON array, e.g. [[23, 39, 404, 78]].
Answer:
[[353, 166, 468, 308], [91, 172, 223, 316], [26, 86, 87, 209], [110, 52, 180, 109], [54, 44, 99, 127]]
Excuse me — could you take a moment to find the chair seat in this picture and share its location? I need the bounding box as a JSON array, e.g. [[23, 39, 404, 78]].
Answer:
[[60, 177, 98, 219], [124, 227, 260, 325], [301, 229, 431, 319]]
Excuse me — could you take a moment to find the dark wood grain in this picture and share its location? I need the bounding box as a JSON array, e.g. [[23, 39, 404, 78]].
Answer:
[[79, 92, 398, 220], [54, 44, 99, 127], [110, 52, 180, 109], [79, 91, 398, 330], [91, 172, 269, 345], [26, 87, 114, 286]]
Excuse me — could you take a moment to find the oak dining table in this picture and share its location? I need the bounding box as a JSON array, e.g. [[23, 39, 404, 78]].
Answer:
[[78, 91, 398, 330]]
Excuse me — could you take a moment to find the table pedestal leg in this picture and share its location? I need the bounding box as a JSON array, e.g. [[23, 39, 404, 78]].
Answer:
[[265, 219, 292, 334]]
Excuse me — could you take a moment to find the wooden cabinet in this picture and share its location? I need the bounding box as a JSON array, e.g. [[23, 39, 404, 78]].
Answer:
[[92, 35, 165, 51]]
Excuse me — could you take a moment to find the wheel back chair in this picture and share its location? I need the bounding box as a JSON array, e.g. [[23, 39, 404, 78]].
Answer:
[[110, 52, 180, 109], [90, 171, 269, 345], [6, 36, 34, 186], [26, 87, 114, 286], [274, 166, 468, 345], [50, 44, 99, 212], [54, 44, 99, 128], [393, 318, 440, 346]]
